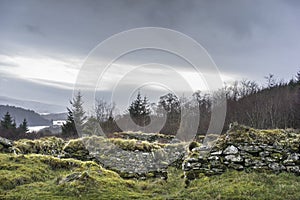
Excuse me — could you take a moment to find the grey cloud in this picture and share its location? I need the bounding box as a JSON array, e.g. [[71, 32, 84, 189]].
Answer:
[[0, 0, 300, 110], [0, 61, 18, 67], [24, 24, 45, 36]]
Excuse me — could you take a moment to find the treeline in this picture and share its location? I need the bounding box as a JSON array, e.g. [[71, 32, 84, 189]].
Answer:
[[61, 71, 300, 138], [2, 71, 299, 140], [0, 112, 31, 140]]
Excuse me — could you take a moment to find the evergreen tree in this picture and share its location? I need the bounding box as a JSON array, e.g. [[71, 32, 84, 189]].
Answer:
[[18, 118, 29, 132], [295, 70, 300, 84], [128, 92, 151, 127], [62, 91, 87, 137], [1, 112, 16, 130], [62, 108, 77, 136]]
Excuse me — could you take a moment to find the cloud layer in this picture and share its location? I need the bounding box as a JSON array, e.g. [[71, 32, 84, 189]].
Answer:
[[0, 0, 300, 112]]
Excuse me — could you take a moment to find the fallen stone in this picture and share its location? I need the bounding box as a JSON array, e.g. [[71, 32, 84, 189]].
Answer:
[[223, 145, 239, 155]]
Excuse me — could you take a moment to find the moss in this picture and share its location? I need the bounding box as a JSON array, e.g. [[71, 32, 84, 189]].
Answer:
[[112, 131, 175, 143], [109, 138, 164, 152], [14, 137, 65, 156], [216, 124, 300, 148], [2, 154, 300, 199], [188, 141, 200, 151], [62, 138, 90, 161]]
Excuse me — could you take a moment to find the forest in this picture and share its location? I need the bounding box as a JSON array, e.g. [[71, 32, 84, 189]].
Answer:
[[1, 72, 300, 141]]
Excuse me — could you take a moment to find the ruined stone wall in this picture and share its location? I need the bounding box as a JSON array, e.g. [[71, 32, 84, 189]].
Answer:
[[183, 125, 300, 181]]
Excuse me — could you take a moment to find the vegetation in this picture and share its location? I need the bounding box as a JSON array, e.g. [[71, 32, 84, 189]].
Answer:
[[0, 112, 31, 140], [128, 91, 151, 127], [1, 152, 300, 199], [62, 91, 87, 137]]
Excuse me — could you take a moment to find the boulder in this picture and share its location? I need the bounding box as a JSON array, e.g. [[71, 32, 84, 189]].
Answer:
[[0, 136, 13, 153], [223, 145, 239, 155]]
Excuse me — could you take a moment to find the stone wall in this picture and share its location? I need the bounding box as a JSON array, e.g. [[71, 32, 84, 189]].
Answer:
[[183, 124, 300, 181]]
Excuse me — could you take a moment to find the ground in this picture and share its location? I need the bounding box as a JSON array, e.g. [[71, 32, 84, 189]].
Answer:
[[1, 153, 300, 200]]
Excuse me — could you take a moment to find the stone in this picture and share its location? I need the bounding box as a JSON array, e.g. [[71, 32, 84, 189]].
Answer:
[[286, 166, 300, 174], [270, 153, 283, 161], [283, 153, 300, 165], [263, 157, 276, 163], [210, 151, 222, 156], [0, 136, 13, 147], [223, 145, 239, 155], [268, 163, 285, 172], [228, 163, 244, 170], [259, 151, 270, 157], [59, 172, 90, 184], [225, 155, 243, 163], [238, 145, 261, 154], [208, 156, 220, 161]]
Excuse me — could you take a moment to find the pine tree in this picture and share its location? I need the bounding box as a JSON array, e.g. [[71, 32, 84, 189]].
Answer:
[[295, 70, 300, 84], [1, 112, 16, 130], [18, 118, 28, 132], [62, 91, 87, 137], [128, 92, 151, 127], [62, 108, 77, 136]]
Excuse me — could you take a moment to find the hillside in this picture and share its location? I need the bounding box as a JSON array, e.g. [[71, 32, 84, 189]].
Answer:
[[41, 112, 68, 121], [0, 105, 51, 126], [0, 96, 66, 114]]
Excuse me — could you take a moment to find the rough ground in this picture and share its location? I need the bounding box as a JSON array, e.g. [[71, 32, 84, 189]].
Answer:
[[1, 127, 300, 199]]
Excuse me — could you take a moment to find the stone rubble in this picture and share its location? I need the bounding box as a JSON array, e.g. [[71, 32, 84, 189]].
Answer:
[[183, 125, 300, 181]]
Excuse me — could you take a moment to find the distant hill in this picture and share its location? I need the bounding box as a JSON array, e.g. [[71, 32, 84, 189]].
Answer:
[[0, 96, 66, 114], [41, 112, 68, 121], [0, 105, 51, 126]]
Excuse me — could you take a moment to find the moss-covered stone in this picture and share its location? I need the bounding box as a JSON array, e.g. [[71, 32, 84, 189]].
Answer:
[[183, 124, 300, 180]]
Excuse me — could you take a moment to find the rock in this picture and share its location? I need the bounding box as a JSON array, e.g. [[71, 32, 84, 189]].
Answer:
[[208, 156, 220, 161], [286, 166, 300, 174], [58, 171, 91, 184], [225, 155, 243, 163], [223, 145, 239, 155], [270, 153, 283, 161], [263, 157, 276, 163], [268, 163, 285, 172], [210, 151, 222, 156], [0, 136, 13, 147], [0, 136, 13, 153], [62, 139, 90, 161], [283, 153, 300, 165], [259, 151, 270, 157], [228, 163, 244, 170], [238, 145, 261, 154]]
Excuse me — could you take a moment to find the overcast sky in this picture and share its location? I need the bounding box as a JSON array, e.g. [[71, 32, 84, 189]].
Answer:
[[0, 0, 300, 113]]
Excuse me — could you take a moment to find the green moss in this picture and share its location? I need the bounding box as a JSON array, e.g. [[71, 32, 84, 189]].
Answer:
[[188, 141, 200, 151], [109, 138, 164, 152], [1, 153, 300, 199], [62, 139, 90, 160], [14, 137, 65, 155]]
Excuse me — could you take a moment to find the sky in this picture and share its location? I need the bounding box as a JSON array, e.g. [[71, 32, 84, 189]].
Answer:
[[0, 0, 300, 113]]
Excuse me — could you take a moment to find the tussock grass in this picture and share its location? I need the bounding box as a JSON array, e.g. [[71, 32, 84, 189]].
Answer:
[[1, 153, 300, 199]]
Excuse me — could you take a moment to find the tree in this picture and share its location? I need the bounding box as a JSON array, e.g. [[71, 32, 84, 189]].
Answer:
[[265, 74, 277, 88], [158, 93, 181, 135], [62, 91, 87, 137], [295, 70, 300, 84], [128, 92, 151, 127], [62, 108, 77, 136], [95, 99, 115, 122], [18, 118, 28, 132], [1, 112, 16, 130]]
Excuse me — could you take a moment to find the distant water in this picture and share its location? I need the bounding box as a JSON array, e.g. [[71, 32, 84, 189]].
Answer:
[[28, 126, 49, 133]]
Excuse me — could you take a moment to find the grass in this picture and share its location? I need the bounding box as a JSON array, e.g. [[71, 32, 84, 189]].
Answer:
[[1, 153, 300, 199], [109, 138, 165, 152]]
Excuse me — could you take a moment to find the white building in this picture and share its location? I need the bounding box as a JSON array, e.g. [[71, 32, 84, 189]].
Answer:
[[52, 120, 66, 126]]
